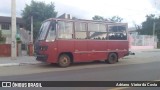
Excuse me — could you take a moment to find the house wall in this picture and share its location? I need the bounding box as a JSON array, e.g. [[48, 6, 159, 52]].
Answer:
[[0, 16, 27, 57], [130, 46, 154, 50], [0, 23, 24, 44], [0, 44, 11, 57], [129, 32, 157, 50]]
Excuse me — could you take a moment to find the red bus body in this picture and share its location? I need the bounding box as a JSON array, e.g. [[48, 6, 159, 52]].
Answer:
[[36, 18, 129, 66]]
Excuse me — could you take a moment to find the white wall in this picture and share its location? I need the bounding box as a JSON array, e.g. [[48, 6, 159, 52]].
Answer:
[[129, 32, 157, 50]]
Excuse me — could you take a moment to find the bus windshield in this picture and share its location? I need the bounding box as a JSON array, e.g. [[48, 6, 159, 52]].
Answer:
[[38, 21, 51, 40], [46, 21, 56, 41]]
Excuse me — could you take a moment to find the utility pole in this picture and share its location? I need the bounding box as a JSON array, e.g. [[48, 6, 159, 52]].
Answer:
[[153, 22, 156, 49], [31, 16, 33, 43], [11, 0, 17, 59], [28, 15, 34, 56]]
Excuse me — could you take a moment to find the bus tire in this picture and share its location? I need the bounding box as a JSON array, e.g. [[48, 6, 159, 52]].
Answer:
[[58, 54, 71, 67], [106, 53, 118, 64]]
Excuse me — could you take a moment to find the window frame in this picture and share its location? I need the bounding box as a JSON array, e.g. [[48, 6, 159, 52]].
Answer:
[[74, 21, 88, 39], [88, 23, 107, 32], [107, 23, 128, 40], [87, 22, 108, 40], [38, 20, 51, 40], [57, 20, 74, 39], [1, 23, 10, 30], [46, 20, 57, 41], [52, 19, 128, 41]]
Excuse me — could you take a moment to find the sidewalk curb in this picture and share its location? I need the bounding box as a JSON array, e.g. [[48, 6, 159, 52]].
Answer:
[[19, 62, 41, 65], [0, 63, 19, 67], [0, 62, 41, 67], [130, 49, 160, 53]]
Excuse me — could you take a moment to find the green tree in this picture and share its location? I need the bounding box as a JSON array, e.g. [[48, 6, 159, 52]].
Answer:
[[92, 15, 123, 22], [92, 15, 105, 21], [139, 14, 160, 41], [21, 0, 57, 40], [0, 31, 5, 43], [109, 16, 123, 22]]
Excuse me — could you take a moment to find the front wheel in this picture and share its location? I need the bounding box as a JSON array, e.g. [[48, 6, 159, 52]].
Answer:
[[106, 53, 118, 64], [58, 54, 71, 67]]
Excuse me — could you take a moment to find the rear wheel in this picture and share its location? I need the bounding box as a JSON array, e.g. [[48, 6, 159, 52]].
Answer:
[[58, 54, 71, 67], [106, 53, 118, 64]]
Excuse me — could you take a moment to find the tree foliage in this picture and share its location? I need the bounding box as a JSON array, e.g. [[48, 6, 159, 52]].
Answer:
[[109, 16, 123, 22], [0, 31, 5, 43], [92, 15, 107, 21], [92, 15, 123, 22], [21, 0, 57, 40], [139, 14, 160, 41]]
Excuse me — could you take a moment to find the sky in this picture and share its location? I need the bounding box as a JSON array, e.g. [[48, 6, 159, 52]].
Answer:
[[0, 0, 160, 27]]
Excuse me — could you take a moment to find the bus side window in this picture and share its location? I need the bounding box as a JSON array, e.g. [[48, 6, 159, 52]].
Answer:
[[75, 22, 87, 39], [88, 23, 107, 40], [57, 21, 73, 39], [108, 24, 127, 40]]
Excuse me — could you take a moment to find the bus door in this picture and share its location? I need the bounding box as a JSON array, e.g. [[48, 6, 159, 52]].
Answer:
[[74, 22, 89, 62]]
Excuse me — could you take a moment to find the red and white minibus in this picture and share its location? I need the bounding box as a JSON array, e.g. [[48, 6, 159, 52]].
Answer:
[[35, 18, 129, 67]]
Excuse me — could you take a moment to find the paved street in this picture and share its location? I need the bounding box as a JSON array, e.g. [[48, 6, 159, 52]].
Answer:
[[0, 50, 160, 90]]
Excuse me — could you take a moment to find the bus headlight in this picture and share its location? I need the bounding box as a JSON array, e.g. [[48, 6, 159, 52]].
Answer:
[[39, 46, 48, 51]]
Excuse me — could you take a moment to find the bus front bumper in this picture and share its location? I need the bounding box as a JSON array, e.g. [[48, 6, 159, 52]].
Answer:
[[36, 54, 48, 62]]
